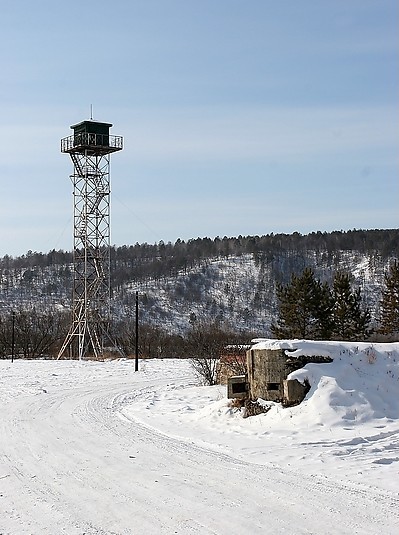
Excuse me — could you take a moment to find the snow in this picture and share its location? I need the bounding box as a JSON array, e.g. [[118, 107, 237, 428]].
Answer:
[[0, 341, 398, 534]]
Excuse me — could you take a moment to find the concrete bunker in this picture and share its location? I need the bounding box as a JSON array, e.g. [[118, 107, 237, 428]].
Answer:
[[227, 343, 331, 407]]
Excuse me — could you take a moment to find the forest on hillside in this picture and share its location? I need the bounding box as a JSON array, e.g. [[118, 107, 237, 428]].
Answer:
[[0, 229, 397, 316], [0, 229, 398, 359], [1, 228, 398, 288]]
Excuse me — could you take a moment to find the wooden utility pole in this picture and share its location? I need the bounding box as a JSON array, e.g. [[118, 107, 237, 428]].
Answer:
[[135, 291, 139, 372], [11, 311, 15, 363]]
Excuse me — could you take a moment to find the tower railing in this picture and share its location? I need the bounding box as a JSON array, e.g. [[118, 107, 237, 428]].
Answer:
[[61, 133, 123, 154]]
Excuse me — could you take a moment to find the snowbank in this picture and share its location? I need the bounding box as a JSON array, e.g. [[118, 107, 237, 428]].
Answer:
[[123, 341, 399, 494], [251, 339, 398, 423]]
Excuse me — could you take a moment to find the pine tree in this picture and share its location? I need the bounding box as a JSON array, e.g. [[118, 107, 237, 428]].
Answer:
[[271, 268, 333, 340], [379, 261, 399, 339], [331, 271, 371, 341], [315, 280, 335, 340]]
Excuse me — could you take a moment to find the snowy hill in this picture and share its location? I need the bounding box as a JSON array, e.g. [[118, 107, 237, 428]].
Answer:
[[1, 229, 397, 336], [118, 250, 394, 334]]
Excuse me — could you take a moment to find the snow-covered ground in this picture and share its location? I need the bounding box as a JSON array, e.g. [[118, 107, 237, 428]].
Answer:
[[0, 341, 398, 534]]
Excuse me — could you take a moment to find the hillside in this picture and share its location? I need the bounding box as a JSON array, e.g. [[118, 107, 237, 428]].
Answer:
[[0, 228, 398, 336], [119, 249, 393, 334]]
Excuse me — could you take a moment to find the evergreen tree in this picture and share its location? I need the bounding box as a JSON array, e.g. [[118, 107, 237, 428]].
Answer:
[[314, 280, 335, 340], [379, 260, 399, 339], [331, 272, 371, 341], [271, 268, 333, 340]]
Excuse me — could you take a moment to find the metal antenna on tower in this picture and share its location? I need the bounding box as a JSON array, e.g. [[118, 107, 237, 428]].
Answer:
[[58, 119, 123, 360]]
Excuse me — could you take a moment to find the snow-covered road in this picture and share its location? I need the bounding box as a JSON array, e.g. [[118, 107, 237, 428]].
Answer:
[[0, 359, 398, 534]]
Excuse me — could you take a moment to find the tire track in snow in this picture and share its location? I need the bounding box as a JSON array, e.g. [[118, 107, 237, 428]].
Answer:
[[81, 383, 399, 533]]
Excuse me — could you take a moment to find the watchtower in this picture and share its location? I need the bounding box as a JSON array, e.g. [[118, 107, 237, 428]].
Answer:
[[58, 119, 123, 360]]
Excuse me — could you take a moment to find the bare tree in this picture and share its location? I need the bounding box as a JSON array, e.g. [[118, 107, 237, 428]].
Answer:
[[0, 309, 67, 359], [186, 318, 239, 386]]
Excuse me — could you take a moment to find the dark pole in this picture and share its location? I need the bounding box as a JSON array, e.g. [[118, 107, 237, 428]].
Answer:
[[11, 311, 15, 363], [135, 291, 139, 371]]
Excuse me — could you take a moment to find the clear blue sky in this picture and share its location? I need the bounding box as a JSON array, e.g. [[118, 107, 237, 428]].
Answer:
[[1, 0, 398, 256]]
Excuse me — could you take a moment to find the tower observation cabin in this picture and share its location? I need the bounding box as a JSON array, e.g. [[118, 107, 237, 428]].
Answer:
[[61, 120, 123, 155]]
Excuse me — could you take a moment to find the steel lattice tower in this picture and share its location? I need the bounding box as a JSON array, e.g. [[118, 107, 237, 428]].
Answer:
[[58, 120, 123, 360]]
